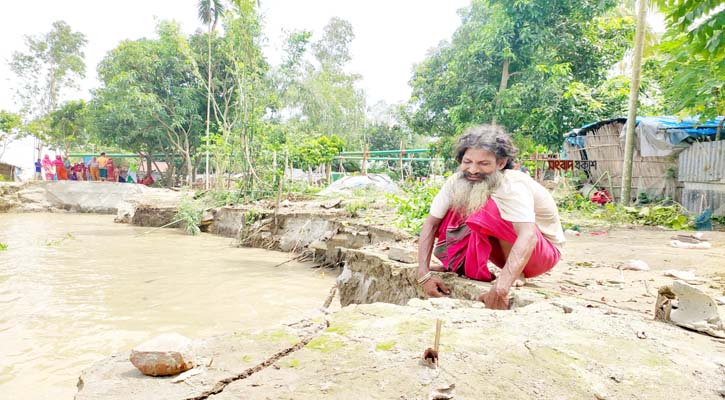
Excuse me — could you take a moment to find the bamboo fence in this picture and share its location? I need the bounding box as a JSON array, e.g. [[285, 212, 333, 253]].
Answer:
[[564, 121, 677, 201]]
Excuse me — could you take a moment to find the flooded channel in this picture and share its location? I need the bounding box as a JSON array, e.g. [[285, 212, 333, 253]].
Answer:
[[0, 213, 337, 399]]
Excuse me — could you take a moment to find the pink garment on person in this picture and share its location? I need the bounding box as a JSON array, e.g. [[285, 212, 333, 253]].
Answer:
[[41, 155, 54, 180], [434, 199, 560, 282]]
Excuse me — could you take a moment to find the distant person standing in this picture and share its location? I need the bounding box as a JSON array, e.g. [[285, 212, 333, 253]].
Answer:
[[88, 157, 99, 181], [106, 157, 115, 183], [54, 155, 68, 180], [34, 158, 42, 180], [78, 161, 88, 181], [41, 155, 54, 181], [97, 152, 108, 181]]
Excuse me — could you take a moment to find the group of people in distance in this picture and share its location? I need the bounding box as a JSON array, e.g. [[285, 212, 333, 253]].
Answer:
[[35, 152, 154, 185]]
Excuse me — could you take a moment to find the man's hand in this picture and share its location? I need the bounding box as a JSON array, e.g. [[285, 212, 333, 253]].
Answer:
[[421, 275, 451, 298], [479, 286, 509, 310]]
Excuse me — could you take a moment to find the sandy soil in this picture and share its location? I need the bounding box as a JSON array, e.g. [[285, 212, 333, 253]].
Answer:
[[520, 228, 725, 315]]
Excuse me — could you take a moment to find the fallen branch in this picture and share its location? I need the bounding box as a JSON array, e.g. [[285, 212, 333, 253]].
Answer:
[[321, 284, 338, 310]]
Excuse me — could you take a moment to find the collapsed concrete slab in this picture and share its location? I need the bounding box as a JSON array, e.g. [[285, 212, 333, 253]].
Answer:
[[0, 181, 183, 215], [336, 248, 545, 307]]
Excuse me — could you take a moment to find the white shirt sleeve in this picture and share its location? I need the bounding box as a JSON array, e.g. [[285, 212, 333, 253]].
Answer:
[[492, 181, 536, 223], [429, 180, 452, 219]]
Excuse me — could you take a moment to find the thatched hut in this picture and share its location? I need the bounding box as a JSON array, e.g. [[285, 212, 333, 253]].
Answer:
[[564, 116, 724, 215]]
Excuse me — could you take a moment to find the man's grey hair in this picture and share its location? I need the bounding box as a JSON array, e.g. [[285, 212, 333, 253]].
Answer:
[[453, 124, 519, 169]]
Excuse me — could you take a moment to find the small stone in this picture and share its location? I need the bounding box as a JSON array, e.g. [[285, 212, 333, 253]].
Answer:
[[130, 333, 195, 376]]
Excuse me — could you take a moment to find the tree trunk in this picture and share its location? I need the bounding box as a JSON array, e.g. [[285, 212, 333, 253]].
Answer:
[[185, 152, 194, 187], [141, 152, 153, 178], [204, 23, 212, 190], [492, 58, 510, 125], [621, 0, 648, 205]]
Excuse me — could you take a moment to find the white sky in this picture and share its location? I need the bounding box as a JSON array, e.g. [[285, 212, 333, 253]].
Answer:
[[0, 0, 471, 113]]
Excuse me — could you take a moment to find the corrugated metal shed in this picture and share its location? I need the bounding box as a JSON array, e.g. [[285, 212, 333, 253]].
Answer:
[[678, 140, 725, 216]]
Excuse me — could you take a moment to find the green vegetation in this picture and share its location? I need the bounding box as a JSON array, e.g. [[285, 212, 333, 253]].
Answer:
[[344, 201, 368, 218], [386, 179, 442, 235], [375, 341, 397, 351], [44, 232, 76, 247], [305, 336, 345, 353], [558, 192, 693, 230], [0, 242, 7, 251], [174, 198, 205, 235]]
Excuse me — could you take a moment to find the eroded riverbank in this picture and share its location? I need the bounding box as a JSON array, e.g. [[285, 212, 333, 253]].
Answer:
[[3, 182, 725, 399]]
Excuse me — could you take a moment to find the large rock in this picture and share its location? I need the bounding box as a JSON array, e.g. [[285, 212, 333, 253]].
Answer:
[[129, 333, 195, 376]]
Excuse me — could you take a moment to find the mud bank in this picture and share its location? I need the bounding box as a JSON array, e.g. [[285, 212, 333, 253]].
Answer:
[[198, 204, 537, 307], [76, 297, 725, 400]]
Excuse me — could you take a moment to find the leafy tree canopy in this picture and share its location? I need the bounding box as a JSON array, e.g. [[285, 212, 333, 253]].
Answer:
[[654, 0, 724, 119], [9, 20, 87, 119], [407, 0, 635, 149]]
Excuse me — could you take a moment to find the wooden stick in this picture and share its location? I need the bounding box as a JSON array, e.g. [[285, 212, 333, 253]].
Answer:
[[134, 218, 185, 237], [434, 319, 442, 353]]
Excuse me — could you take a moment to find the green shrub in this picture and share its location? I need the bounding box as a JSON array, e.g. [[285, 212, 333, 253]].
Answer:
[[344, 201, 368, 217], [386, 179, 442, 235], [175, 197, 204, 235]]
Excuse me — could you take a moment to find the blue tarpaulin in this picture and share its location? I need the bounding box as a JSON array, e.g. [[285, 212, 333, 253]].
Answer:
[[565, 116, 724, 149]]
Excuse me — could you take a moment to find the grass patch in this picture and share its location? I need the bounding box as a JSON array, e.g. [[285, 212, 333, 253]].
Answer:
[[375, 341, 396, 351], [305, 336, 345, 353]]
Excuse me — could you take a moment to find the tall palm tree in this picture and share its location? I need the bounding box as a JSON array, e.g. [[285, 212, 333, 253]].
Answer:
[[198, 0, 225, 189]]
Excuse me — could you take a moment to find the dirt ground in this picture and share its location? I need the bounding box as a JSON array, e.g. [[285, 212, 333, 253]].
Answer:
[[519, 227, 725, 316]]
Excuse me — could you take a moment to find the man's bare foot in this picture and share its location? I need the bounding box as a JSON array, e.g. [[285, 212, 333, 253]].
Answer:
[[513, 274, 526, 287]]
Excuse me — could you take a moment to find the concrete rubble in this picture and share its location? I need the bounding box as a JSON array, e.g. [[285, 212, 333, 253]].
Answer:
[[667, 281, 725, 338]]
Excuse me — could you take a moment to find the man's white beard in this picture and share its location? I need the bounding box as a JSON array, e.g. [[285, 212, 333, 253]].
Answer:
[[448, 170, 502, 217]]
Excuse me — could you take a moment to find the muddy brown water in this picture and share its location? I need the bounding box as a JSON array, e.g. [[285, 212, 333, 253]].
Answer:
[[0, 213, 337, 399]]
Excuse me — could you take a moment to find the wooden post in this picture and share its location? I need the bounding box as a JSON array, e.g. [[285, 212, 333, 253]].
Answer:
[[621, 0, 648, 205], [284, 150, 289, 181], [361, 146, 368, 175], [399, 140, 404, 182], [272, 150, 277, 188]]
